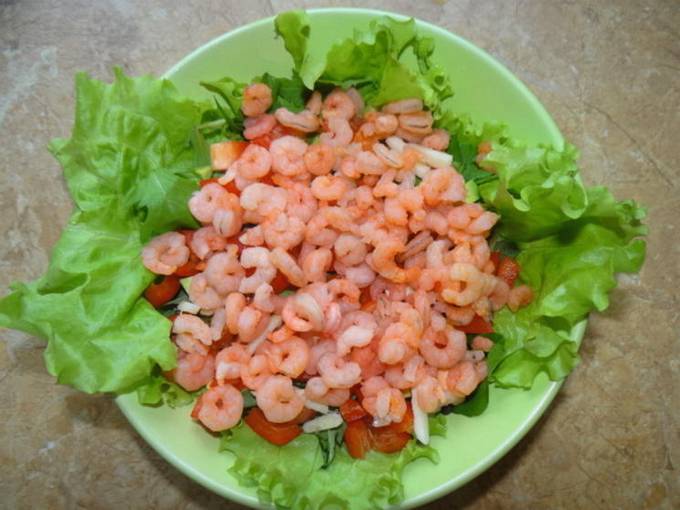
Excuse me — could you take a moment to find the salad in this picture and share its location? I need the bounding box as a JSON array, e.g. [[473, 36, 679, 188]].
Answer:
[[0, 10, 647, 510]]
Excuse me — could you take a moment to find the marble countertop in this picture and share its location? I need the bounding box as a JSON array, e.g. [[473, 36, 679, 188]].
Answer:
[[1, 1, 678, 509]]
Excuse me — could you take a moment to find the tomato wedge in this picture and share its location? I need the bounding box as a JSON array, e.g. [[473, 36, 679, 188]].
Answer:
[[144, 275, 180, 308], [457, 314, 494, 334], [175, 229, 202, 277], [340, 399, 368, 423], [380, 405, 413, 435], [270, 271, 292, 294], [290, 407, 317, 425], [490, 251, 502, 271], [210, 140, 248, 170], [369, 427, 411, 454], [496, 257, 521, 287], [244, 408, 302, 446], [344, 419, 372, 459]]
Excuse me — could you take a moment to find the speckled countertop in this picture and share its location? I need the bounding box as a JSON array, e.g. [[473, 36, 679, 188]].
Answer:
[[1, 1, 678, 509]]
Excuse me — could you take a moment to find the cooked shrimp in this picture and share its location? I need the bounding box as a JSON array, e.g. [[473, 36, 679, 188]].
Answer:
[[445, 360, 479, 396], [303, 143, 336, 176], [270, 247, 307, 287], [237, 305, 269, 343], [282, 293, 325, 332], [275, 107, 320, 133], [422, 129, 450, 151], [381, 98, 423, 114], [399, 111, 433, 136], [419, 326, 466, 369], [508, 285, 534, 311], [233, 143, 272, 180], [327, 278, 361, 313], [242, 83, 272, 117], [333, 234, 367, 266], [240, 183, 288, 219], [301, 247, 333, 283], [318, 353, 362, 388], [189, 183, 237, 224], [320, 117, 353, 147], [336, 325, 375, 356], [204, 246, 244, 295], [413, 375, 446, 413], [239, 225, 265, 247], [210, 307, 227, 341], [190, 226, 227, 260], [215, 344, 251, 384], [442, 262, 495, 307], [225, 292, 246, 334], [256, 375, 305, 423], [265, 336, 309, 378], [173, 313, 213, 355], [354, 150, 385, 175], [142, 231, 190, 275], [322, 88, 356, 120], [262, 214, 306, 251], [170, 351, 215, 391], [253, 283, 285, 314], [310, 175, 349, 201], [239, 247, 277, 293], [195, 384, 244, 432], [371, 239, 408, 283], [270, 135, 307, 176], [305, 214, 339, 247], [342, 262, 376, 288], [305, 339, 336, 375], [306, 90, 322, 115], [286, 182, 318, 222], [243, 113, 276, 140], [241, 353, 274, 390], [378, 322, 416, 365], [188, 274, 224, 311], [350, 345, 386, 379], [304, 376, 350, 407], [362, 385, 407, 426]]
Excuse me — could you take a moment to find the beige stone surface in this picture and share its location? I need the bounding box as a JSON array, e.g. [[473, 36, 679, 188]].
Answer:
[[0, 0, 678, 509]]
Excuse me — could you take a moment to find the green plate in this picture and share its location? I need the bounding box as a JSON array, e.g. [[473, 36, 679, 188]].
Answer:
[[116, 8, 583, 509]]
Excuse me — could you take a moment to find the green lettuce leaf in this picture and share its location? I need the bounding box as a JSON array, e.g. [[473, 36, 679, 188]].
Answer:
[[136, 369, 195, 408], [256, 72, 307, 112], [273, 11, 453, 113], [220, 421, 442, 509], [0, 70, 208, 393]]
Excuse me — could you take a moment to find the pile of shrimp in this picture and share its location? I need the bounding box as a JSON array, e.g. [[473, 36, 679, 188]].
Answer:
[[142, 83, 533, 433]]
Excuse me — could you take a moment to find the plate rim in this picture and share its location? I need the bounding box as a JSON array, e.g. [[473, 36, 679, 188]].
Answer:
[[118, 7, 580, 509]]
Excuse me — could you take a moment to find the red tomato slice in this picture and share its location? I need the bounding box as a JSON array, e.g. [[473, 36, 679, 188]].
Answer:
[[496, 257, 521, 287], [490, 251, 502, 271], [457, 314, 494, 334], [369, 428, 411, 454], [144, 275, 181, 308], [244, 408, 302, 446], [270, 271, 291, 294], [340, 399, 368, 423], [344, 419, 372, 459], [210, 140, 248, 170]]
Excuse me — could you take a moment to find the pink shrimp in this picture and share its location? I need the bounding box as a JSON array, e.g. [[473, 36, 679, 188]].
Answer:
[[188, 274, 224, 311], [304, 376, 351, 407], [508, 285, 534, 311], [215, 344, 251, 384], [256, 375, 305, 423], [421, 129, 450, 151], [282, 293, 325, 332], [263, 336, 310, 378], [310, 175, 349, 201], [384, 356, 429, 390], [243, 113, 276, 140], [275, 107, 320, 133], [333, 234, 367, 267], [371, 239, 409, 283], [241, 354, 273, 390], [350, 345, 386, 379], [361, 377, 407, 425], [442, 262, 496, 307], [241, 83, 272, 117], [381, 98, 423, 114], [327, 278, 361, 312], [170, 351, 215, 391], [204, 246, 244, 295], [239, 247, 276, 293], [305, 339, 336, 375], [322, 88, 356, 120], [253, 283, 285, 314], [318, 353, 362, 389], [240, 183, 288, 220], [262, 214, 306, 251], [173, 313, 213, 355], [189, 226, 227, 260], [304, 143, 336, 176], [320, 117, 353, 147], [354, 150, 385, 175], [378, 323, 416, 365], [342, 262, 376, 288], [270, 136, 307, 176], [306, 91, 322, 115], [301, 247, 333, 283], [142, 231, 190, 275], [398, 111, 433, 136], [305, 213, 339, 247], [232, 143, 272, 180], [189, 183, 237, 224], [225, 292, 246, 335], [270, 247, 307, 287], [237, 305, 269, 343], [413, 375, 447, 413], [286, 182, 318, 223], [446, 360, 479, 396], [195, 384, 244, 432], [239, 225, 265, 247], [419, 327, 466, 369]]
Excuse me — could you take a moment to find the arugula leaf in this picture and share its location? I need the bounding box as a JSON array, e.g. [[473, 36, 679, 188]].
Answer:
[[199, 77, 245, 138]]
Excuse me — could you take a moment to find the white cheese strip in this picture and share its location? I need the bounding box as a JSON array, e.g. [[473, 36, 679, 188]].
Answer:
[[302, 412, 343, 433]]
